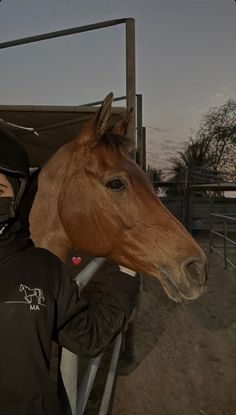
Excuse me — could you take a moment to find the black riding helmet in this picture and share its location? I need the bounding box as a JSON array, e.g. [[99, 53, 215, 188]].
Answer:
[[0, 126, 29, 209]]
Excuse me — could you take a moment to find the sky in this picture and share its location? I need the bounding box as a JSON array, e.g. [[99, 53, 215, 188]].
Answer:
[[0, 0, 235, 171]]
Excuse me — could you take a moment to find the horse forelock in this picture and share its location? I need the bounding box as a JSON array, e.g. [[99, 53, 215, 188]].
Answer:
[[98, 132, 133, 154]]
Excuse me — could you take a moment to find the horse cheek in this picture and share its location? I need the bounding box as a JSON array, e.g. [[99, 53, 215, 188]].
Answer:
[[58, 187, 112, 256]]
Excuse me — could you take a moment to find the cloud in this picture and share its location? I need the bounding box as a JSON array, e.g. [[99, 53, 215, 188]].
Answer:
[[196, 107, 208, 114], [146, 125, 174, 133], [220, 86, 230, 92], [210, 92, 225, 99]]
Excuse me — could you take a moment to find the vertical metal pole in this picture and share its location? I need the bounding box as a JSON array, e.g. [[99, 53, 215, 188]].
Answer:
[[209, 214, 213, 254], [61, 349, 79, 415], [183, 168, 190, 229], [188, 191, 192, 233], [125, 18, 136, 147], [142, 126, 146, 172], [98, 334, 122, 415], [61, 258, 105, 415], [209, 197, 214, 254], [76, 354, 103, 415], [149, 166, 154, 185], [136, 94, 143, 167], [223, 219, 227, 269], [182, 167, 188, 223]]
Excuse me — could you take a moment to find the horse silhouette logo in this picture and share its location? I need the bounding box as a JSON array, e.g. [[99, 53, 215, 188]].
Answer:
[[19, 284, 45, 308], [5, 284, 46, 310]]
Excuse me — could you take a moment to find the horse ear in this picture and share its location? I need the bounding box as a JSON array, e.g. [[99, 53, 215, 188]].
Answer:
[[76, 92, 113, 146], [94, 92, 113, 137], [112, 108, 133, 136]]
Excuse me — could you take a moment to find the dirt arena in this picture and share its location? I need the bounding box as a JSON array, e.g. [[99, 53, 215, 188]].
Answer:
[[110, 236, 236, 415], [76, 235, 236, 415]]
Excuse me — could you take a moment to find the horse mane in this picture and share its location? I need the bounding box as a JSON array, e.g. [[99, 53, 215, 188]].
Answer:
[[99, 132, 133, 154]]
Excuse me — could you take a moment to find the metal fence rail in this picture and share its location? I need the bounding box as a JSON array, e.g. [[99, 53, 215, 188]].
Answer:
[[64, 258, 136, 415], [209, 213, 236, 270], [0, 18, 136, 147], [62, 258, 124, 415]]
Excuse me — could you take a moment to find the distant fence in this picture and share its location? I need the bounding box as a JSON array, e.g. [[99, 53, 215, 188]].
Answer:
[[209, 213, 236, 270], [191, 198, 236, 232], [160, 196, 236, 232]]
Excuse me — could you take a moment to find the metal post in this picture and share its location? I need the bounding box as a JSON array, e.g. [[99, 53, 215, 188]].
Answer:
[[182, 167, 188, 224], [209, 197, 213, 253], [209, 214, 213, 254], [75, 257, 106, 291], [61, 349, 80, 415], [136, 94, 143, 168], [142, 126, 146, 172], [184, 168, 191, 230], [125, 19, 136, 146], [61, 257, 105, 415], [98, 334, 122, 415], [223, 219, 227, 269], [76, 354, 103, 415]]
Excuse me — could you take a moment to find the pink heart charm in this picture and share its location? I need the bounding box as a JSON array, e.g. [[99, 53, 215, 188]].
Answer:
[[71, 256, 82, 266]]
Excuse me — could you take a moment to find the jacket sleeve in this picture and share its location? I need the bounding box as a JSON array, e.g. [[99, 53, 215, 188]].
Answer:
[[55, 263, 140, 357]]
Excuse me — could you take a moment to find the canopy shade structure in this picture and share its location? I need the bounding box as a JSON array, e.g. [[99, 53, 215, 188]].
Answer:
[[0, 104, 125, 166]]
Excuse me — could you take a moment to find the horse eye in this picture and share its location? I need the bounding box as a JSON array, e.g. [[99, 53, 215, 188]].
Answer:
[[106, 179, 126, 192]]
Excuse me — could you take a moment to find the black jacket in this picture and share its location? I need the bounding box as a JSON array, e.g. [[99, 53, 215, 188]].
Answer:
[[0, 236, 139, 415]]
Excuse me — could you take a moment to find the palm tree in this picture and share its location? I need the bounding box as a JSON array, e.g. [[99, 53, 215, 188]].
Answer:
[[147, 166, 163, 191]]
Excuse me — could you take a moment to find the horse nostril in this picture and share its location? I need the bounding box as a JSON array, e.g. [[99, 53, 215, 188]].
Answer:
[[183, 258, 207, 285]]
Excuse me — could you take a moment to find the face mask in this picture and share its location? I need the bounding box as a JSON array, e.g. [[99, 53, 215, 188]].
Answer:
[[0, 197, 16, 224]]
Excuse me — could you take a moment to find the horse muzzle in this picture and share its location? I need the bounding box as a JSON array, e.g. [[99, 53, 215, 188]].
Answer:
[[159, 256, 208, 303]]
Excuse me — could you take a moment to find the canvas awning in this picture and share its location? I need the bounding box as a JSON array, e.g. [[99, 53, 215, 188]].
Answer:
[[0, 104, 124, 166]]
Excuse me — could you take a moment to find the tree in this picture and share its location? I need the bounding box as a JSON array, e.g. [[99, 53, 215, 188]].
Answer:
[[169, 99, 236, 184], [196, 99, 236, 179], [147, 166, 163, 191]]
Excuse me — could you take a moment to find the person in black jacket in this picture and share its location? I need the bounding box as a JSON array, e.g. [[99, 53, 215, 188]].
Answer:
[[0, 127, 139, 415]]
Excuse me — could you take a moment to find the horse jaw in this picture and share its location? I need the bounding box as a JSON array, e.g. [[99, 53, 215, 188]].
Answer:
[[107, 218, 207, 303]]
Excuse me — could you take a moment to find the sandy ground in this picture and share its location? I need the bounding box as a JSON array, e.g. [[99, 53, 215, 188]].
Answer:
[[73, 236, 236, 415], [109, 237, 236, 415]]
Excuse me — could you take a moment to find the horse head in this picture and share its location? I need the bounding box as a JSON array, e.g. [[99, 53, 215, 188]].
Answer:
[[30, 93, 207, 303]]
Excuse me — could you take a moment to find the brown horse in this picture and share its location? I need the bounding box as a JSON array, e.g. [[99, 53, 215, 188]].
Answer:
[[30, 93, 207, 303]]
